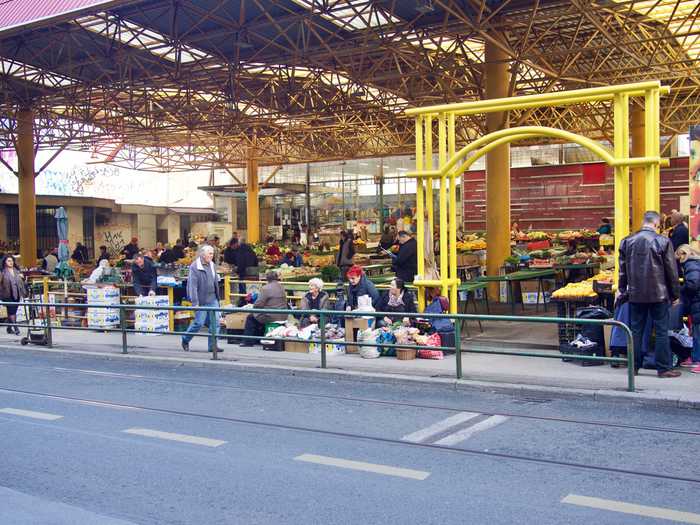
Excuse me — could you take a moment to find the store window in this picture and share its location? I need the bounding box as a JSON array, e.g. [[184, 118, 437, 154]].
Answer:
[[6, 205, 59, 256]]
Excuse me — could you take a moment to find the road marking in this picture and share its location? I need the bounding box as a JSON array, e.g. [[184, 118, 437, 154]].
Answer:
[[402, 412, 480, 443], [77, 400, 141, 411], [0, 408, 63, 421], [562, 494, 700, 524], [54, 368, 145, 379], [122, 428, 226, 448], [434, 415, 509, 446], [294, 453, 430, 480]]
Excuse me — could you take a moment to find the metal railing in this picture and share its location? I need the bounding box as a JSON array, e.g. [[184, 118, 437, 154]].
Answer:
[[0, 301, 636, 391]]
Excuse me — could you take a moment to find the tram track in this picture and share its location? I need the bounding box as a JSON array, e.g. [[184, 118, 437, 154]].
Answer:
[[1, 384, 700, 486], [2, 359, 699, 438]]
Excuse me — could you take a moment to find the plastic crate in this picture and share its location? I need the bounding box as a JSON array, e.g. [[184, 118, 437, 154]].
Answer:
[[553, 298, 597, 344]]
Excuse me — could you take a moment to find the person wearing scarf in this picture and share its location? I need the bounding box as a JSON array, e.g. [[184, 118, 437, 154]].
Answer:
[[377, 278, 416, 327], [0, 255, 26, 335]]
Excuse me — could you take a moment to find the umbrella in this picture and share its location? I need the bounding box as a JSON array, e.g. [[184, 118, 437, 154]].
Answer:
[[54, 207, 73, 279]]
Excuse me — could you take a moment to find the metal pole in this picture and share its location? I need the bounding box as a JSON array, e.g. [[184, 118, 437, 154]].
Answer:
[[44, 303, 52, 348], [209, 310, 218, 360], [378, 160, 385, 234], [305, 163, 311, 237], [454, 317, 462, 379], [625, 326, 635, 392], [340, 164, 345, 230], [320, 311, 327, 369], [119, 307, 128, 354]]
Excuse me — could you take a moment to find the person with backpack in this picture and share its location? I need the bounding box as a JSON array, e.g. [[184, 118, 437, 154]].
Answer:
[[676, 244, 700, 373]]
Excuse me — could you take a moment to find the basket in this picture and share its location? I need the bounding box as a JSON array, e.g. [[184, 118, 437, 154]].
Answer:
[[397, 348, 417, 360]]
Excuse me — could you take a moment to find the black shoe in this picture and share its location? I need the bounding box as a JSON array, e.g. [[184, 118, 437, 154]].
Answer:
[[13, 327, 20, 335], [181, 340, 189, 352], [6, 326, 12, 334]]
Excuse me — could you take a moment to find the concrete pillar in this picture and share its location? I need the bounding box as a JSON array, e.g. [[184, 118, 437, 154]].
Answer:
[[17, 109, 37, 267], [246, 148, 260, 243], [631, 105, 645, 230], [484, 41, 511, 296]]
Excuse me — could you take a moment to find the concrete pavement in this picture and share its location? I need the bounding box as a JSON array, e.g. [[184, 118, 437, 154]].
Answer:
[[1, 350, 699, 524]]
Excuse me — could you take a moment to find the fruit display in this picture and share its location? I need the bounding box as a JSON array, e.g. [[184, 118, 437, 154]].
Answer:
[[456, 238, 486, 252], [551, 281, 596, 299], [275, 266, 319, 280], [556, 229, 599, 241], [305, 254, 335, 267]]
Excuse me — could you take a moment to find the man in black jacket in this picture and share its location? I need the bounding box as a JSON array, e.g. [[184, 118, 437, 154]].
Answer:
[[131, 253, 158, 296], [226, 238, 259, 297], [619, 210, 681, 378], [391, 231, 418, 282], [669, 211, 689, 251]]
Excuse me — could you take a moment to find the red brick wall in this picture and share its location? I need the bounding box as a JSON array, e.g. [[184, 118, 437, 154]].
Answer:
[[462, 157, 689, 231]]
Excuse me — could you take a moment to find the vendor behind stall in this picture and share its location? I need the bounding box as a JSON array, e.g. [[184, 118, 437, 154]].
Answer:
[[266, 240, 282, 258], [378, 225, 396, 251], [96, 245, 110, 264], [336, 230, 355, 280], [391, 231, 418, 282], [122, 237, 139, 259], [424, 287, 452, 333], [377, 278, 416, 327], [299, 278, 329, 327], [225, 238, 259, 297], [282, 246, 303, 267], [41, 248, 58, 273], [241, 271, 288, 346], [597, 218, 612, 235], [131, 253, 157, 296], [71, 242, 89, 264], [347, 265, 379, 310], [158, 244, 178, 265]]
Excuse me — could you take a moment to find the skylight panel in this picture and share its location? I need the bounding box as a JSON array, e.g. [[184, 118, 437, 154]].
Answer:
[[0, 58, 76, 88], [290, 0, 399, 31], [75, 13, 214, 64]]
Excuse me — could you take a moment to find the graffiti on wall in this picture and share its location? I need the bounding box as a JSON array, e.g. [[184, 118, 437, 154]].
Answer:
[[101, 230, 126, 256]]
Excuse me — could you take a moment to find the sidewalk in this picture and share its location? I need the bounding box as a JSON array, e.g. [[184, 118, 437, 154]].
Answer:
[[1, 323, 698, 408]]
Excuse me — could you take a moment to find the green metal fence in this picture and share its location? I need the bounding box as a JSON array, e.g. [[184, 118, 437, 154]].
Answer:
[[0, 301, 636, 391]]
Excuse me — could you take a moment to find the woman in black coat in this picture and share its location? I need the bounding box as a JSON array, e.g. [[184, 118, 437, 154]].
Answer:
[[677, 244, 700, 369], [376, 278, 416, 327]]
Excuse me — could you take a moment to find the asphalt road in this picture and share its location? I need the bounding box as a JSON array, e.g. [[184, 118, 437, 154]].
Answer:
[[1, 348, 699, 525]]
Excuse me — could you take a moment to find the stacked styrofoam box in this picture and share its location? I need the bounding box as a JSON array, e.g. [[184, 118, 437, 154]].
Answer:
[[134, 295, 169, 334], [86, 286, 120, 328]]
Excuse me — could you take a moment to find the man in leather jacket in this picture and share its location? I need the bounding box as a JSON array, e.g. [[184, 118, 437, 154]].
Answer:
[[619, 210, 681, 378]]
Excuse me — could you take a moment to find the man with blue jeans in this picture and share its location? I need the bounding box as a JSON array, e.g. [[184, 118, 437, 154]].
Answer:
[[181, 245, 222, 353], [619, 211, 680, 377]]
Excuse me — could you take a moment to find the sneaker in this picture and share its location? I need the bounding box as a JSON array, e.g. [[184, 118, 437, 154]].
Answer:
[[679, 358, 699, 368], [658, 370, 682, 378], [181, 340, 189, 352], [692, 365, 700, 374]]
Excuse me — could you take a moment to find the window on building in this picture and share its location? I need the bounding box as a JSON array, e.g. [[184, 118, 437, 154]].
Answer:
[[83, 207, 95, 259]]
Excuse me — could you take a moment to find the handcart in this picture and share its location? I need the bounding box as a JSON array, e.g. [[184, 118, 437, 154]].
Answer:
[[19, 287, 49, 346]]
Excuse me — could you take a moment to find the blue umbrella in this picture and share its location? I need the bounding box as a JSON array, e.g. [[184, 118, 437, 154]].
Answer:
[[54, 207, 73, 278]]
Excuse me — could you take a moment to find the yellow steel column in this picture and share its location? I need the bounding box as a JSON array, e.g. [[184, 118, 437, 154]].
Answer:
[[246, 147, 260, 243], [425, 115, 434, 238], [17, 109, 37, 268], [438, 113, 448, 299], [644, 89, 660, 212], [168, 286, 175, 332], [415, 116, 425, 311], [485, 41, 510, 298], [448, 112, 458, 312], [630, 104, 646, 230], [613, 94, 630, 280]]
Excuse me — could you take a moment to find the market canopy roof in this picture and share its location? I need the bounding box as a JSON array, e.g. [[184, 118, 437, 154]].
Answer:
[[0, 0, 698, 170]]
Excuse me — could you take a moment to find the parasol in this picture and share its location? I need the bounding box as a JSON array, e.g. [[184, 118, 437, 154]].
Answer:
[[54, 207, 73, 279]]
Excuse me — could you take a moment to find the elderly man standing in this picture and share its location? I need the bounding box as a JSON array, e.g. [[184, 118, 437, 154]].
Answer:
[[181, 245, 222, 353], [619, 210, 680, 378]]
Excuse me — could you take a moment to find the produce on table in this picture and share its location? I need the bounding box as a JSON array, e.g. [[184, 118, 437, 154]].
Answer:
[[456, 238, 486, 252]]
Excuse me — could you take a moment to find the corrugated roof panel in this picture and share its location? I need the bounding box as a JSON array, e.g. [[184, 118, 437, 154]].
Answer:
[[0, 0, 118, 34]]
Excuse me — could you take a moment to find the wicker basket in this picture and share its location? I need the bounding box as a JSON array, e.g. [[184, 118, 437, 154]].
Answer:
[[397, 348, 417, 360]]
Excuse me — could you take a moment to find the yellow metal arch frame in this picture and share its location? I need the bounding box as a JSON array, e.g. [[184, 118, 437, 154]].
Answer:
[[406, 81, 669, 313]]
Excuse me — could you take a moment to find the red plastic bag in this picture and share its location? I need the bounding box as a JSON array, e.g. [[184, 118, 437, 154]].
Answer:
[[425, 332, 442, 347], [417, 349, 444, 360]]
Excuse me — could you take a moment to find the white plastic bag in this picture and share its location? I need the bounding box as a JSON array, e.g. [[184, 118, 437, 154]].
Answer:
[[358, 328, 380, 359]]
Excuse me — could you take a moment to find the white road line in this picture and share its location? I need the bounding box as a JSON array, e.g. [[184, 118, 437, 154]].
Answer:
[[434, 415, 509, 446], [402, 412, 481, 443], [294, 453, 430, 480], [562, 494, 700, 524], [77, 400, 141, 411], [0, 408, 63, 421], [122, 428, 226, 448], [54, 368, 145, 379]]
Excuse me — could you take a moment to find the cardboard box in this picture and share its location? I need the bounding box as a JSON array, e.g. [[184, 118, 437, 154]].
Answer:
[[309, 341, 345, 355], [224, 312, 248, 330], [520, 280, 554, 293], [522, 292, 551, 305], [285, 340, 309, 353]]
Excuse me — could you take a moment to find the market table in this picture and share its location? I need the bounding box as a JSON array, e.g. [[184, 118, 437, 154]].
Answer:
[[478, 269, 556, 315], [554, 262, 600, 283], [457, 281, 489, 334]]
